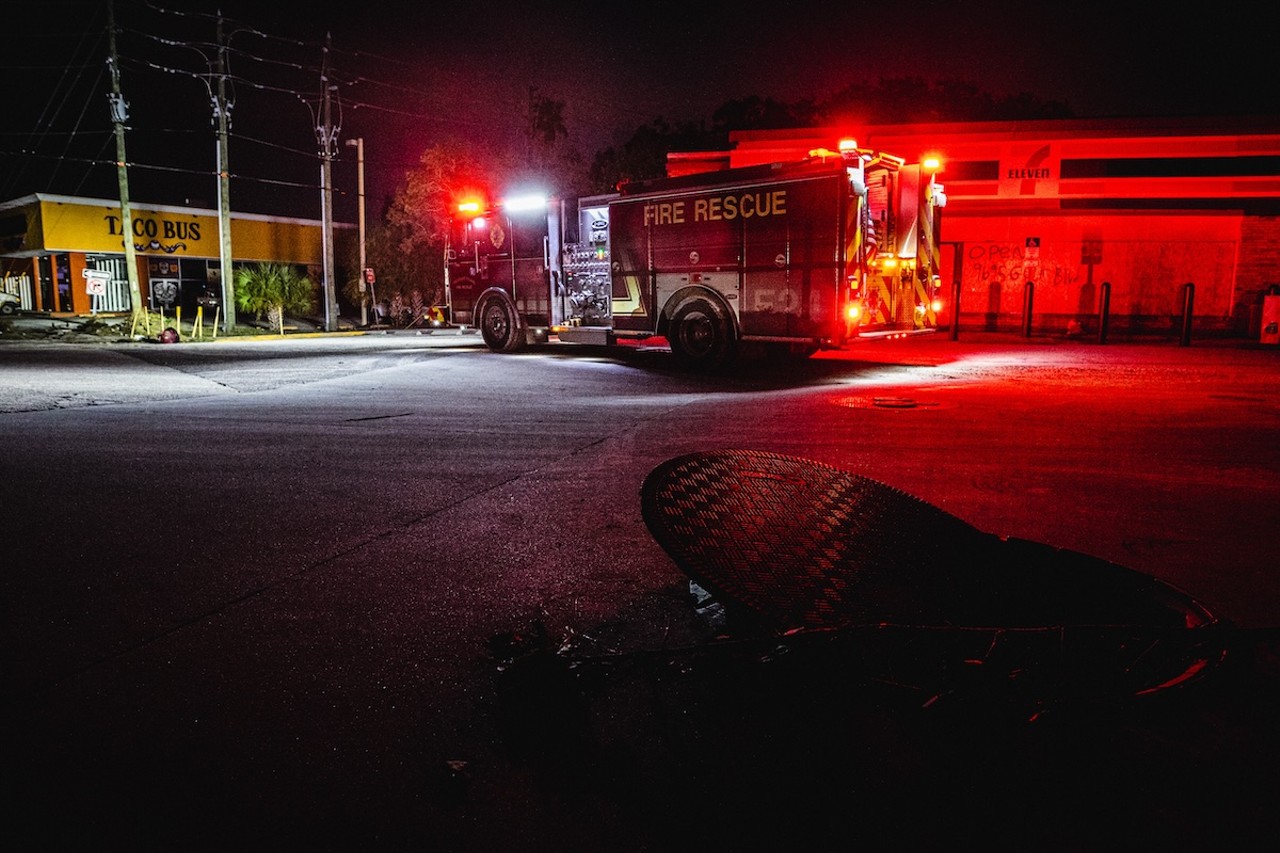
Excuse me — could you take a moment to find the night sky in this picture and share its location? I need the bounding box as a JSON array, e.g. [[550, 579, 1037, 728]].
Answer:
[[5, 0, 1275, 221]]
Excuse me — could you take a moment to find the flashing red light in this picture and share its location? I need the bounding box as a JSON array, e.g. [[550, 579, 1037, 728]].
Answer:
[[457, 200, 482, 214]]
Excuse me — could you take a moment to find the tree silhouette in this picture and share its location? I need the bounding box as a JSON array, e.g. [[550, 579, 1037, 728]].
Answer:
[[387, 78, 1077, 244], [375, 141, 501, 310], [711, 95, 821, 132], [820, 77, 1074, 124], [526, 87, 568, 147], [520, 87, 586, 198], [584, 80, 1074, 194]]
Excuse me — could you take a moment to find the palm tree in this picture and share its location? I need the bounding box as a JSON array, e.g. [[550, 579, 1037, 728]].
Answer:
[[233, 262, 316, 335]]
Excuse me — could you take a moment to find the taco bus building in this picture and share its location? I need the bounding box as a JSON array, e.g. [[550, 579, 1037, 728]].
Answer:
[[0, 194, 350, 318], [670, 115, 1280, 340]]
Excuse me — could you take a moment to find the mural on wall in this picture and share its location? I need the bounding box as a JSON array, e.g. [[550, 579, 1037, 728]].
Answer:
[[961, 240, 1236, 320]]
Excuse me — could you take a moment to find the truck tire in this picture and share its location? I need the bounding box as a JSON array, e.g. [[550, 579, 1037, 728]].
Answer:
[[668, 296, 734, 370], [478, 295, 525, 353]]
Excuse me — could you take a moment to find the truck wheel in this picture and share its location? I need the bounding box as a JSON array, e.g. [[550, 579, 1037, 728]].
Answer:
[[669, 297, 734, 369], [479, 296, 525, 353]]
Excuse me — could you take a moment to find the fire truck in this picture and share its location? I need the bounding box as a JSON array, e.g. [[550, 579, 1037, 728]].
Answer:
[[445, 140, 946, 368]]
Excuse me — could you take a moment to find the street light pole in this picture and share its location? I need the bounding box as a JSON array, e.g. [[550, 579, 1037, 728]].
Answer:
[[345, 137, 367, 326]]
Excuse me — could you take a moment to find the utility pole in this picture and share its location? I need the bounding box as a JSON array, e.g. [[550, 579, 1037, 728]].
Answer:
[[106, 0, 143, 321], [318, 34, 339, 332], [214, 11, 237, 332], [345, 137, 366, 326]]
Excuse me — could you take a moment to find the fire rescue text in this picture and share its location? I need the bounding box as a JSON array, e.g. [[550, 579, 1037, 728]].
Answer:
[[643, 190, 787, 227]]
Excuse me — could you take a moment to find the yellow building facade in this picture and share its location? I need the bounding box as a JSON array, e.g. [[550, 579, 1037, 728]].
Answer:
[[0, 194, 350, 317]]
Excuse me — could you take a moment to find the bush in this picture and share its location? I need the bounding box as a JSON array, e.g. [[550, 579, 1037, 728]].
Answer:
[[234, 262, 316, 334]]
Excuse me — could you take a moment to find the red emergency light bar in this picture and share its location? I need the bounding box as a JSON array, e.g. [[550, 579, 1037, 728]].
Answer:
[[808, 141, 860, 162]]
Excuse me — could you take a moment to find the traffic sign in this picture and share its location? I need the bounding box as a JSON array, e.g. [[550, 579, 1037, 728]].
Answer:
[[83, 268, 111, 296]]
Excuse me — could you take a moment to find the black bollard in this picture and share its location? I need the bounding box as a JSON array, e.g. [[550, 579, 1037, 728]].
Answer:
[[950, 277, 961, 341], [1097, 281, 1111, 344], [1179, 282, 1195, 346], [1023, 281, 1035, 337]]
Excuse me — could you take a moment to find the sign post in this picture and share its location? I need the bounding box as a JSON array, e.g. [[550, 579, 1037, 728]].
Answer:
[[83, 268, 112, 312]]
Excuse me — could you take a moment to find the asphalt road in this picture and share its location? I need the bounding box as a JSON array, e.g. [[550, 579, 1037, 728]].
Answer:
[[2, 330, 1278, 850]]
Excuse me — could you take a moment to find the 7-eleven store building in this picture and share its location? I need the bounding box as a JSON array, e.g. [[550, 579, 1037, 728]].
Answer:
[[670, 115, 1280, 339], [0, 194, 347, 318]]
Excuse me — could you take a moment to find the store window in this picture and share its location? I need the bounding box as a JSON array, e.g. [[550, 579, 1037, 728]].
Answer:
[[37, 256, 54, 311], [55, 253, 72, 312]]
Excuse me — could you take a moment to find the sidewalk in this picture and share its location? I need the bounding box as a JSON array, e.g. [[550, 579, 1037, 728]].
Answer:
[[0, 311, 483, 344]]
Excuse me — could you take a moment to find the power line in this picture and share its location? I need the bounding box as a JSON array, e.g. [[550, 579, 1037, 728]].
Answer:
[[123, 7, 551, 133], [10, 1, 619, 212], [124, 8, 543, 131], [0, 147, 330, 195], [0, 9, 108, 200]]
